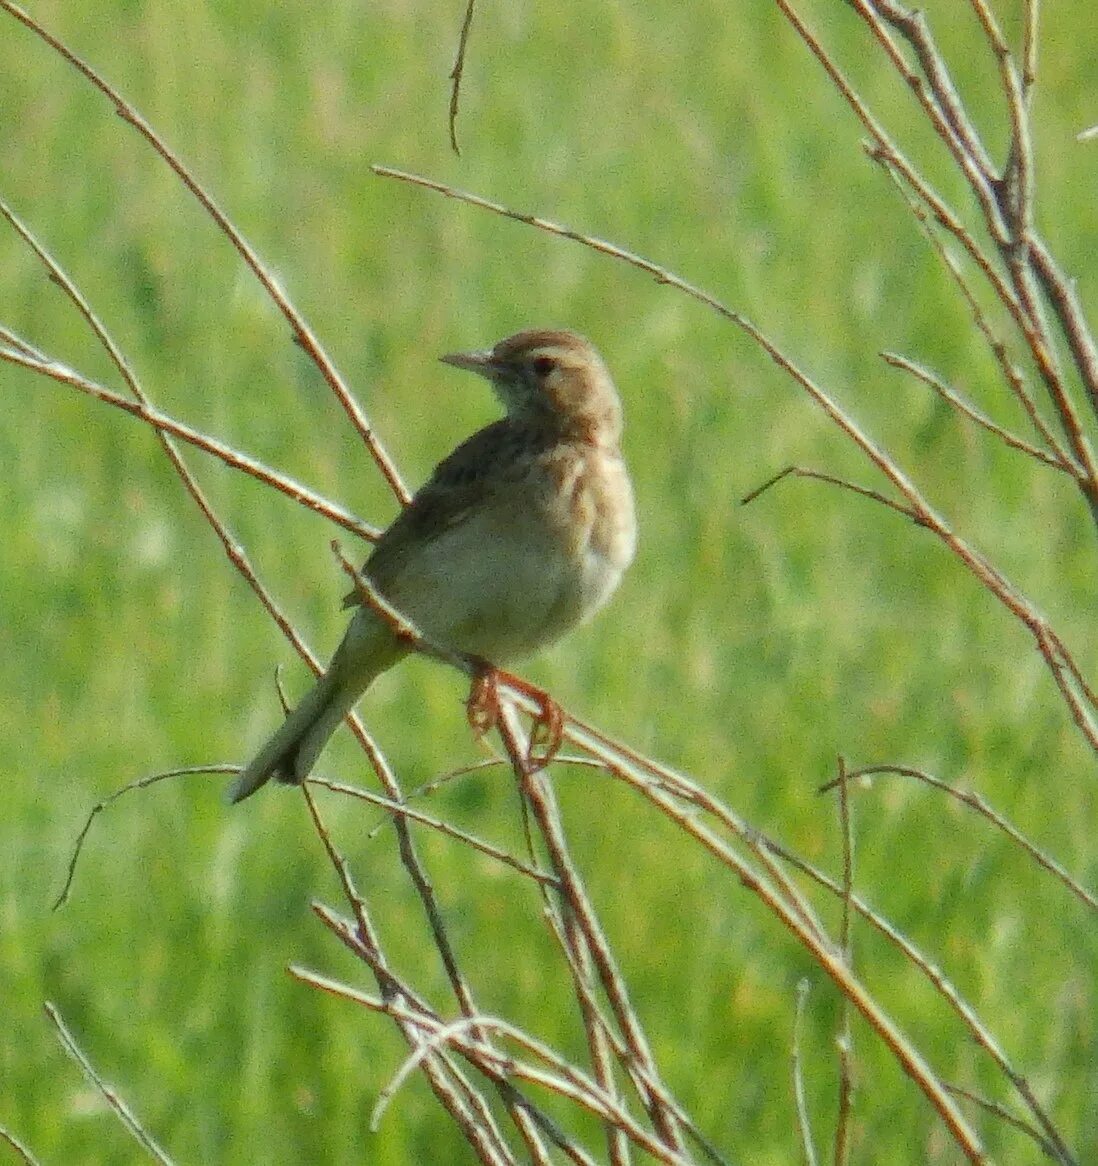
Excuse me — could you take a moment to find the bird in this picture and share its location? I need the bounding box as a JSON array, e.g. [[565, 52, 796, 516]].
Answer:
[[228, 329, 636, 803]]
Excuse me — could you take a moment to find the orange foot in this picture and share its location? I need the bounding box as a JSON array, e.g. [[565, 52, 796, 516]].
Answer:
[[466, 663, 565, 769]]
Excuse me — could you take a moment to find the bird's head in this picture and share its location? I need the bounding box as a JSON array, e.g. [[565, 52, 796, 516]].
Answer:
[[440, 330, 623, 446]]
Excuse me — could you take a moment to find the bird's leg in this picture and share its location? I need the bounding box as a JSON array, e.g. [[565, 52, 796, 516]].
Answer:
[[505, 671, 564, 765], [465, 661, 565, 768], [466, 661, 501, 737]]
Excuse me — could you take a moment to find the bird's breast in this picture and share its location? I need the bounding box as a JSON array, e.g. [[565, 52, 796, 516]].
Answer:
[[372, 439, 635, 666]]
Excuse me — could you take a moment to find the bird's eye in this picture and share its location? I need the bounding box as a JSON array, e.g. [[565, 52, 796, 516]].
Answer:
[[531, 355, 555, 378]]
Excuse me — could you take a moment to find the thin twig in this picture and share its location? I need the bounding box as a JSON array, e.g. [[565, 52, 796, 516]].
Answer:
[[849, 1, 1001, 235], [0, 1127, 41, 1166], [946, 1084, 1061, 1159], [54, 765, 236, 910], [869, 162, 1074, 472], [536, 875, 632, 1166], [792, 981, 819, 1166], [828, 765, 1098, 915], [497, 704, 669, 1162], [0, 322, 45, 358], [44, 1002, 175, 1165], [880, 351, 1068, 470], [377, 755, 609, 823], [448, 0, 477, 155], [307, 775, 559, 886], [1022, 0, 1040, 91], [861, 140, 1091, 488], [833, 758, 855, 1166], [1029, 236, 1098, 430], [741, 464, 923, 524], [0, 345, 379, 542], [967, 0, 1035, 250]]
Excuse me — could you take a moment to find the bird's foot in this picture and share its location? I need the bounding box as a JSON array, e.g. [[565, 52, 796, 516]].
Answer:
[[466, 665, 501, 738], [466, 664, 564, 770]]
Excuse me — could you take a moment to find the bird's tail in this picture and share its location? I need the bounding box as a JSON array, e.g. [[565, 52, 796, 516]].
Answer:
[[227, 609, 403, 804]]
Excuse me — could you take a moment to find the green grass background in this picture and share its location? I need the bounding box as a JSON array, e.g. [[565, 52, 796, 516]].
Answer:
[[1, 1, 1096, 1161]]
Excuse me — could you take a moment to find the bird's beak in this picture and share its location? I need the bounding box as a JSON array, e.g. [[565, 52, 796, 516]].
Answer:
[[439, 348, 497, 378]]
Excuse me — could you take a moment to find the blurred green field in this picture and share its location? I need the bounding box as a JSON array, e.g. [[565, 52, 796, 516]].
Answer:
[[2, 1, 1096, 1162]]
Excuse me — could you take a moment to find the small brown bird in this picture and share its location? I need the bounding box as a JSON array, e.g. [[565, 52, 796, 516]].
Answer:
[[228, 329, 636, 803]]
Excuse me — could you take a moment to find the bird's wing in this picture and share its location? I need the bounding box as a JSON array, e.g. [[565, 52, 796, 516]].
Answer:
[[342, 420, 542, 608]]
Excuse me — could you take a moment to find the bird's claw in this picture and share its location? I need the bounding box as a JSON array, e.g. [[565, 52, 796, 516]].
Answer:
[[466, 667, 501, 737], [466, 665, 564, 770]]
